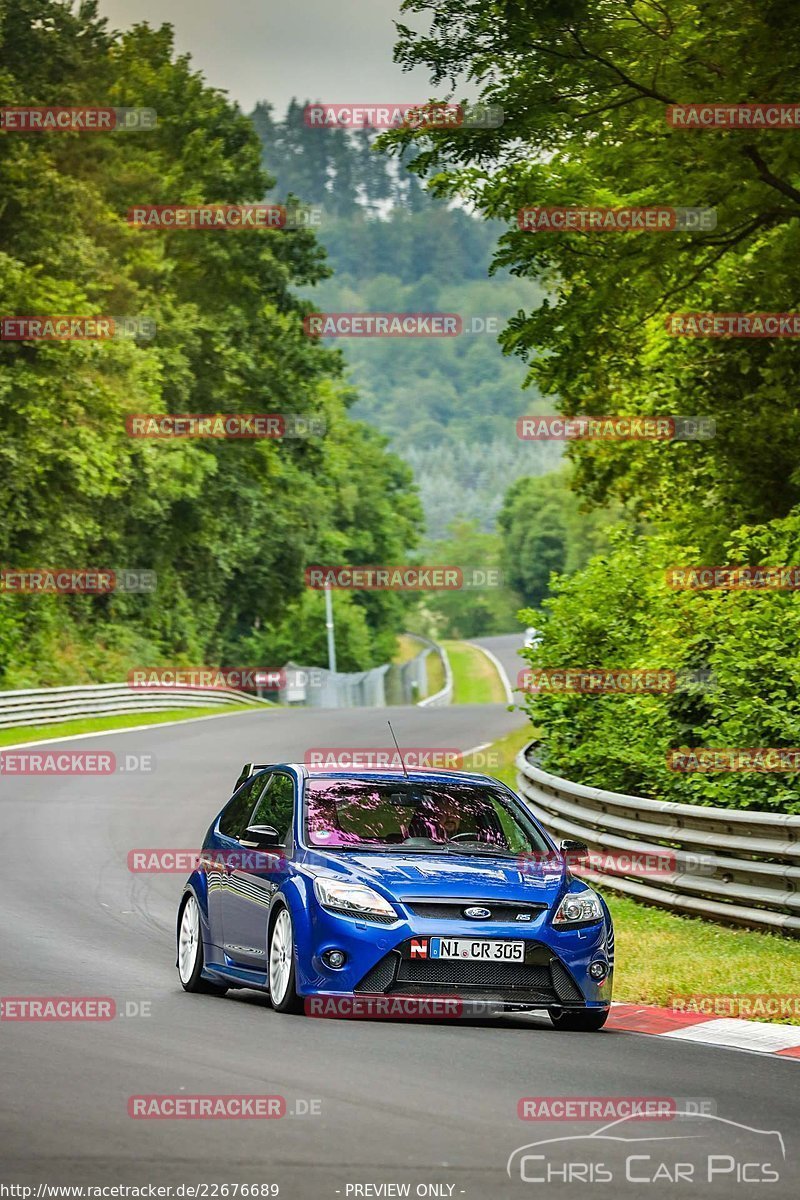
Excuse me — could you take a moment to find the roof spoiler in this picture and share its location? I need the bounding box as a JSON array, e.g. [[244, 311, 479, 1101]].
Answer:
[[233, 762, 273, 792]]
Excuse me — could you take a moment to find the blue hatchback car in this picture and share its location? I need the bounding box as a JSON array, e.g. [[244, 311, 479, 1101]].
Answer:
[[177, 763, 614, 1029]]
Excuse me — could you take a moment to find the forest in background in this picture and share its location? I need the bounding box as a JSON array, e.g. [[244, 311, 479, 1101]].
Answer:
[[380, 0, 800, 811], [0, 2, 425, 686], [252, 99, 561, 539], [252, 100, 609, 636], [0, 2, 591, 685]]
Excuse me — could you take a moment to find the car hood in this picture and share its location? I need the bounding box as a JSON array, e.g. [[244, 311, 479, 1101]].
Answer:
[[302, 848, 567, 906]]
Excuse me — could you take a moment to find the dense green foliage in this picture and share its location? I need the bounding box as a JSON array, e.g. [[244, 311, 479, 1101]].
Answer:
[[520, 517, 800, 814], [411, 519, 521, 638], [499, 470, 620, 607], [0, 1, 421, 686], [383, 0, 800, 809], [384, 0, 800, 542], [252, 102, 560, 538]]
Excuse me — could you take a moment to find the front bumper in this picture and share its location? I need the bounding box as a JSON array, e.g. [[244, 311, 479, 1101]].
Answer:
[[299, 903, 613, 1010], [355, 936, 586, 1008]]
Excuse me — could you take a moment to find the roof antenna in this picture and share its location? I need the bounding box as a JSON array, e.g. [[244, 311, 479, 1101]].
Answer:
[[387, 719, 410, 780]]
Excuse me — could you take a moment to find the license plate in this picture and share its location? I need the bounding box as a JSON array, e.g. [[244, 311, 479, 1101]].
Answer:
[[429, 938, 525, 962]]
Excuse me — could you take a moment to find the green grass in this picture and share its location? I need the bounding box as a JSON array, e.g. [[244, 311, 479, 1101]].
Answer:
[[425, 647, 446, 698], [0, 703, 264, 747], [394, 633, 447, 699], [393, 634, 427, 664], [601, 893, 800, 1020], [442, 639, 507, 704], [479, 722, 800, 1024]]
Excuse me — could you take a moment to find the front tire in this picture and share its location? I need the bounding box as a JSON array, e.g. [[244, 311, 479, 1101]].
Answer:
[[268, 904, 303, 1013], [177, 894, 228, 995], [549, 1007, 609, 1031]]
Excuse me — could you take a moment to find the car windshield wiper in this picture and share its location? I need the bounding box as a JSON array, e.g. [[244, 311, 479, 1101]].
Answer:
[[317, 845, 453, 855], [311, 844, 530, 859], [441, 843, 520, 860]]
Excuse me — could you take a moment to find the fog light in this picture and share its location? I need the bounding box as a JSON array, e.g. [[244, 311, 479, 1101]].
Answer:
[[589, 960, 608, 981], [323, 949, 346, 969]]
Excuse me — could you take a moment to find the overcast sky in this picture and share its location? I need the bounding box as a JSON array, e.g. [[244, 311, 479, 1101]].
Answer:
[[97, 0, 439, 117]]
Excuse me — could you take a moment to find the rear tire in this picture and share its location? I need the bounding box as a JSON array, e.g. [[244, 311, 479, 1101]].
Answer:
[[268, 904, 303, 1014], [177, 894, 228, 995], [549, 1007, 609, 1031]]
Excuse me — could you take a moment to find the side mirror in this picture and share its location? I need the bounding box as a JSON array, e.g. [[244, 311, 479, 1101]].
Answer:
[[240, 824, 281, 848], [560, 838, 589, 862]]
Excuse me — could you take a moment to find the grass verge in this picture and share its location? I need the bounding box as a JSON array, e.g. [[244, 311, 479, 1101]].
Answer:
[[0, 703, 264, 747], [443, 639, 507, 704], [480, 722, 800, 1023], [425, 647, 446, 698], [393, 634, 426, 664]]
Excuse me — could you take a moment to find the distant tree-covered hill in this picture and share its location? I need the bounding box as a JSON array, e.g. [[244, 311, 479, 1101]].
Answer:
[[251, 101, 559, 538]]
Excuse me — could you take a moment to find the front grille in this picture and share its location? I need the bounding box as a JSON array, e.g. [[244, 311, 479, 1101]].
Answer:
[[550, 958, 583, 1003], [353, 940, 585, 1008], [405, 900, 547, 923], [398, 958, 552, 990], [355, 953, 399, 993]]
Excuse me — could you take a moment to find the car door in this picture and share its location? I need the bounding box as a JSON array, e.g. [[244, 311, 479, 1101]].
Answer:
[[221, 771, 295, 971], [204, 774, 266, 952]]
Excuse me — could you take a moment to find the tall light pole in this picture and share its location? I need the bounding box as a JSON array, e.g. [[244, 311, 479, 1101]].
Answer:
[[324, 585, 337, 674]]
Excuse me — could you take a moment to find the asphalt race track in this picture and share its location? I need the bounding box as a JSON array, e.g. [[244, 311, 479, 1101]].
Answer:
[[0, 703, 797, 1197], [468, 634, 527, 697]]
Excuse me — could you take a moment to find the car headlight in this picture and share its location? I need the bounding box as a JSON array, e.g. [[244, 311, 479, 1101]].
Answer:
[[552, 888, 603, 927], [313, 878, 398, 921]]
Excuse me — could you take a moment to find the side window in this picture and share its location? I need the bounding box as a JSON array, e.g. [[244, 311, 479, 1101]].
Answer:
[[218, 774, 269, 839], [250, 773, 295, 844]]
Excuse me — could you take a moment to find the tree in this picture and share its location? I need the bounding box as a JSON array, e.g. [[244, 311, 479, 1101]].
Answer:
[[381, 0, 800, 543], [0, 2, 421, 686], [498, 470, 620, 605]]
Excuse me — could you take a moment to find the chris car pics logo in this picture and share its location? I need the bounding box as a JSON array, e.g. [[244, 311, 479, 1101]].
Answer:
[[507, 1112, 785, 1186]]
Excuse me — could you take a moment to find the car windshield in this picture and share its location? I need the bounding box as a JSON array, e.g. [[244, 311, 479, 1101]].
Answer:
[[304, 778, 552, 855]]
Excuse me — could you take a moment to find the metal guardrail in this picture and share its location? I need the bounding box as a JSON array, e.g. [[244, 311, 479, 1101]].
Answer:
[[0, 637, 452, 726], [414, 636, 453, 708], [0, 682, 271, 729], [516, 742, 800, 936], [279, 637, 451, 709], [278, 661, 390, 708]]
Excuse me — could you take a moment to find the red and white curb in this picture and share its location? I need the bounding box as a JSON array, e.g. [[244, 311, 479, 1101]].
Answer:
[[607, 1002, 800, 1059]]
